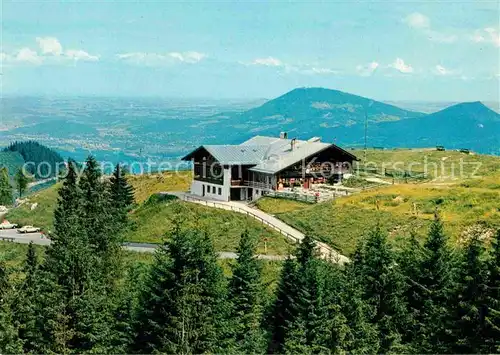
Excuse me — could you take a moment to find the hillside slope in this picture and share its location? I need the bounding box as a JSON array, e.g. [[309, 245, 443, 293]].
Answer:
[[256, 149, 500, 255], [209, 87, 424, 144], [4, 172, 290, 255]]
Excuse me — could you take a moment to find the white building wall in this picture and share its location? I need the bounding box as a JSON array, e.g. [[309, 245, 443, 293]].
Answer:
[[189, 166, 231, 201], [190, 180, 229, 201]]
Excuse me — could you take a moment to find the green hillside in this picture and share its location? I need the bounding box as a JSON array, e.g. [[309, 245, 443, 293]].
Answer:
[[6, 149, 499, 256], [126, 197, 291, 254], [256, 149, 500, 255], [4, 140, 65, 178], [0, 151, 25, 176], [5, 172, 291, 255]]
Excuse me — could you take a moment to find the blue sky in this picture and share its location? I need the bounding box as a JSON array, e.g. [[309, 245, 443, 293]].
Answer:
[[1, 0, 498, 101]]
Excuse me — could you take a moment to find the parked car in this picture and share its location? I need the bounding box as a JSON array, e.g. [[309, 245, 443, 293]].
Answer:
[[17, 225, 41, 234], [0, 221, 18, 229]]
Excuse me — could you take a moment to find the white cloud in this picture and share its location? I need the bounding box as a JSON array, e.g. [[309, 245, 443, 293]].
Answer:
[[36, 37, 63, 56], [168, 51, 206, 63], [250, 57, 283, 67], [404, 12, 430, 29], [307, 67, 338, 74], [16, 48, 42, 64], [471, 27, 500, 47], [2, 37, 99, 66], [243, 57, 339, 75], [65, 49, 99, 61], [390, 58, 413, 73], [117, 51, 206, 65], [404, 13, 457, 44], [356, 61, 379, 76]]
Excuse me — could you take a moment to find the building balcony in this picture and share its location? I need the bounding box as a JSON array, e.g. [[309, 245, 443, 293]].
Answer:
[[231, 179, 243, 186], [243, 180, 274, 190], [194, 176, 223, 185]]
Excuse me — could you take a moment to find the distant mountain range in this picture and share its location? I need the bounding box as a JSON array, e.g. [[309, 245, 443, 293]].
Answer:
[[210, 88, 500, 155], [0, 89, 499, 161]]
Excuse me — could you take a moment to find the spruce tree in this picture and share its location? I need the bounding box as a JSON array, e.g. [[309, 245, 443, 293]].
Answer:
[[34, 156, 115, 353], [0, 261, 23, 354], [353, 226, 409, 353], [415, 214, 456, 353], [111, 262, 148, 353], [12, 242, 41, 352], [14, 167, 29, 198], [483, 228, 500, 353], [0, 167, 13, 205], [134, 228, 228, 354], [229, 230, 266, 353], [336, 260, 379, 353], [79, 156, 115, 253], [79, 156, 121, 285], [268, 236, 334, 353], [447, 233, 488, 353], [293, 237, 331, 353], [110, 163, 135, 213], [267, 257, 299, 353], [397, 232, 425, 344]]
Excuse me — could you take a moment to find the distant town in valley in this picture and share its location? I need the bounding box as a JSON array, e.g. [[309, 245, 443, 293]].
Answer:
[[1, 88, 499, 165]]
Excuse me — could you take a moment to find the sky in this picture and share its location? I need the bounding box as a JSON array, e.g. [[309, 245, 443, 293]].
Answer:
[[1, 0, 499, 102]]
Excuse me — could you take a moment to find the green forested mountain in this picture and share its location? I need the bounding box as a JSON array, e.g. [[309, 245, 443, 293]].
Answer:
[[3, 141, 65, 178]]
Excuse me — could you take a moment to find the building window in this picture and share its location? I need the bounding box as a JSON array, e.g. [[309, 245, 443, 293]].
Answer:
[[218, 187, 222, 195], [212, 186, 216, 194], [256, 189, 259, 195]]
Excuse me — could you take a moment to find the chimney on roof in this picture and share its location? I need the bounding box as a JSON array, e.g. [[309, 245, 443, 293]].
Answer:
[[290, 138, 297, 151], [279, 132, 288, 139]]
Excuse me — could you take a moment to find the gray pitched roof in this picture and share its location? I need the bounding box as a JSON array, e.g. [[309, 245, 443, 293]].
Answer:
[[182, 135, 357, 173], [203, 145, 270, 165]]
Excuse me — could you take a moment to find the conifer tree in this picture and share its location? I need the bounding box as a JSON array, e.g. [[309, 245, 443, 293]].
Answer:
[[415, 214, 456, 353], [12, 242, 41, 352], [0, 261, 23, 354], [14, 167, 29, 198], [53, 159, 80, 238], [397, 232, 425, 344], [111, 262, 147, 353], [110, 163, 135, 215], [353, 226, 409, 353], [79, 156, 115, 253], [269, 236, 334, 353], [267, 257, 299, 353], [79, 156, 121, 285], [334, 260, 379, 353], [292, 237, 331, 353], [447, 233, 488, 353], [228, 230, 266, 353], [0, 167, 13, 205], [483, 228, 500, 353], [134, 228, 228, 354], [33, 156, 116, 353]]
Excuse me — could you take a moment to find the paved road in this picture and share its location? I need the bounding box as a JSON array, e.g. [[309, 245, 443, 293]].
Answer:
[[0, 230, 284, 260]]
